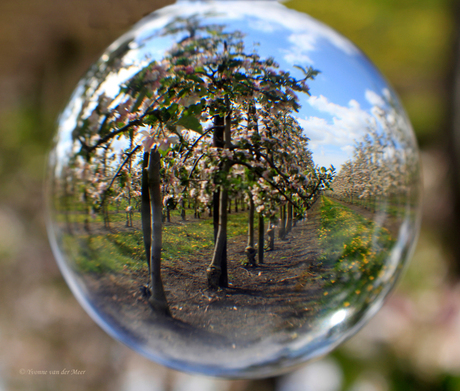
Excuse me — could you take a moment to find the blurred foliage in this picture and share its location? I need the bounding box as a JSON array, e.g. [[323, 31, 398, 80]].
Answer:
[[285, 0, 453, 147], [0, 107, 53, 177]]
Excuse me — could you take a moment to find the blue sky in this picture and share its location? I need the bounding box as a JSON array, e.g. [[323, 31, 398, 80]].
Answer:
[[57, 1, 403, 172]]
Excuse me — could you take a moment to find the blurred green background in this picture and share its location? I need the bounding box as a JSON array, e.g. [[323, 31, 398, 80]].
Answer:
[[1, 0, 460, 390]]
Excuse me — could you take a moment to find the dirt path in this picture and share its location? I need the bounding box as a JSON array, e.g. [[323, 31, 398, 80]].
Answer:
[[81, 200, 327, 345]]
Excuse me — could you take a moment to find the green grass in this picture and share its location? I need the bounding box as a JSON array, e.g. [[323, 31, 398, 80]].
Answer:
[[331, 195, 418, 219], [163, 210, 253, 263], [318, 196, 396, 308], [62, 209, 255, 274], [58, 211, 132, 224], [63, 231, 146, 273]]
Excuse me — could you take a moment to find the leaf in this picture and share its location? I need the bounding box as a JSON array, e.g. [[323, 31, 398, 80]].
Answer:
[[294, 65, 320, 79], [158, 148, 169, 158], [167, 103, 179, 115], [132, 89, 147, 112], [177, 114, 202, 134]]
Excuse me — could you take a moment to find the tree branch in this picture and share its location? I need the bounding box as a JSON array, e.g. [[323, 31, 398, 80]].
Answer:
[[95, 145, 141, 212]]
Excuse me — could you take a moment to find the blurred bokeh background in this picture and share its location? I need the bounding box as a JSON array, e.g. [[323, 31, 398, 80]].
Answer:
[[1, 0, 460, 389]]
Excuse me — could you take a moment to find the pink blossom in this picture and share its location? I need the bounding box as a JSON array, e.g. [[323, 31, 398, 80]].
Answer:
[[142, 136, 156, 152], [256, 205, 265, 213]]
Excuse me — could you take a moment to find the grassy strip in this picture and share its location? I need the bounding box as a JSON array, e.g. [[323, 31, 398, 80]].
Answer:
[[329, 195, 416, 219], [58, 211, 132, 224], [319, 196, 395, 307], [63, 231, 146, 273], [62, 210, 255, 274]]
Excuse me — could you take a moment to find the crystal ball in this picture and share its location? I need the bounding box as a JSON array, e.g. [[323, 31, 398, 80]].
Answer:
[[46, 0, 421, 378]]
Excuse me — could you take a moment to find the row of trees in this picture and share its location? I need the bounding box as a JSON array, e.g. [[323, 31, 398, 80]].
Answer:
[[55, 15, 334, 315], [331, 104, 419, 212]]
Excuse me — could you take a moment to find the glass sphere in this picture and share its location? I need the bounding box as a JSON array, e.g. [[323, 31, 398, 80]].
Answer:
[[46, 0, 421, 378]]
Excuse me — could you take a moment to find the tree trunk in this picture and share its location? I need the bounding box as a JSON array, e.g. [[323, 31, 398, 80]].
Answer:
[[258, 214, 264, 264], [213, 190, 220, 240], [245, 196, 256, 266], [212, 189, 228, 287], [267, 221, 275, 251], [207, 107, 231, 289], [211, 109, 225, 244], [207, 181, 229, 288], [194, 196, 199, 219], [141, 152, 151, 272], [286, 202, 293, 234], [180, 199, 186, 221], [147, 149, 170, 316], [279, 204, 286, 240]]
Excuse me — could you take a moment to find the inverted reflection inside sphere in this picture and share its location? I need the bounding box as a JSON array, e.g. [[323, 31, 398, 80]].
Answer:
[[47, 0, 421, 378]]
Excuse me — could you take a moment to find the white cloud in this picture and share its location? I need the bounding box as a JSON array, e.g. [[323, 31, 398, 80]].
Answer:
[[342, 144, 355, 154], [365, 89, 385, 107], [252, 19, 278, 33], [283, 52, 315, 65], [282, 33, 316, 65], [383, 88, 391, 101], [288, 33, 316, 52], [297, 95, 374, 166]]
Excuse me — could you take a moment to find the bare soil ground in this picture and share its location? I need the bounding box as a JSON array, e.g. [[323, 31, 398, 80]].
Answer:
[[80, 200, 328, 344]]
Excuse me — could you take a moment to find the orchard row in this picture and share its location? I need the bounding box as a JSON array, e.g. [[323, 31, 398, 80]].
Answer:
[[52, 16, 334, 315]]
